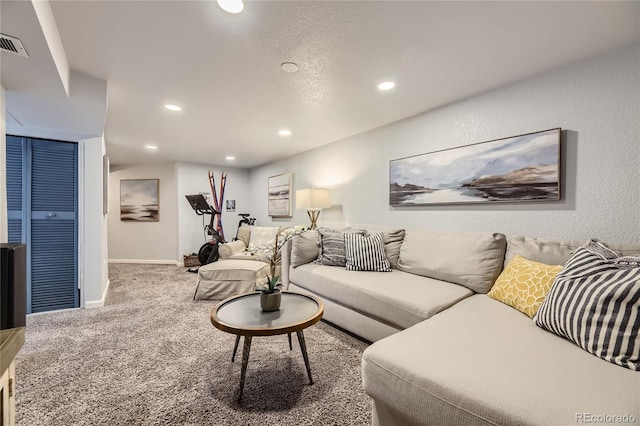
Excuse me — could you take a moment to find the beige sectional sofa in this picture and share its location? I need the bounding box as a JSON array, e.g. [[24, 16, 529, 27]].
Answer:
[[280, 226, 640, 425]]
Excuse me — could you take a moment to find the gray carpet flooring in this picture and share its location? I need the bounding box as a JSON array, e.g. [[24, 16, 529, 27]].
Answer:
[[15, 263, 372, 425]]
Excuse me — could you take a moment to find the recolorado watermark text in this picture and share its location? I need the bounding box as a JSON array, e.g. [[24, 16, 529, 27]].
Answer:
[[576, 413, 637, 424]]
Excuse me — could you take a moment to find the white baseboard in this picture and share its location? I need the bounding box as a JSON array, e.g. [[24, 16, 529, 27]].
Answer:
[[108, 259, 180, 265], [85, 278, 110, 309]]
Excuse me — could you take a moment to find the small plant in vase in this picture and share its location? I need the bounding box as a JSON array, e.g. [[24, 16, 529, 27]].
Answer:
[[256, 226, 308, 311]]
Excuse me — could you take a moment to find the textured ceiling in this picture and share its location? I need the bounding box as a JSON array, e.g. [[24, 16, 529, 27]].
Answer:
[[2, 1, 639, 168]]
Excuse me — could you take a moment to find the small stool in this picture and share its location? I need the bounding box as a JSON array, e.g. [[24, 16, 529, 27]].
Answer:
[[194, 260, 270, 301]]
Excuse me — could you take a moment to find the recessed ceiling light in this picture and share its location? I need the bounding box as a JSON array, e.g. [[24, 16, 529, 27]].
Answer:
[[278, 129, 292, 136], [217, 0, 244, 14], [225, 156, 236, 161], [144, 144, 158, 152], [164, 104, 182, 112], [377, 81, 395, 91], [281, 62, 299, 73]]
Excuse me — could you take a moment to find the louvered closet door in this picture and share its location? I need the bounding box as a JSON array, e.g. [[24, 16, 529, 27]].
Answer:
[[29, 139, 78, 313], [6, 136, 24, 243]]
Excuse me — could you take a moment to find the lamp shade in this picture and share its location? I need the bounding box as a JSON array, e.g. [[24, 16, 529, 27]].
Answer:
[[296, 188, 331, 209]]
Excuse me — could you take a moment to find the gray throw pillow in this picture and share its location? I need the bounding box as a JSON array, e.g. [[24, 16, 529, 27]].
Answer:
[[355, 224, 405, 269], [315, 228, 365, 267], [291, 230, 320, 268]]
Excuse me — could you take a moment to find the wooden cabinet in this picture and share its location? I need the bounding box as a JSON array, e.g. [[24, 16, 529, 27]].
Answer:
[[0, 328, 24, 426], [0, 362, 15, 425]]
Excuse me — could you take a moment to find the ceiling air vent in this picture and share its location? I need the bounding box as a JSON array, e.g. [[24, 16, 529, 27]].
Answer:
[[0, 33, 28, 58]]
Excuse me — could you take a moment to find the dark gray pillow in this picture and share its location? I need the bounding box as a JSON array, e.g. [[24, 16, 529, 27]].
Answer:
[[315, 228, 365, 267]]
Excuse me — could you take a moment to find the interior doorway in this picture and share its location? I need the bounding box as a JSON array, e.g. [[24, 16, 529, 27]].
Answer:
[[5, 135, 79, 313]]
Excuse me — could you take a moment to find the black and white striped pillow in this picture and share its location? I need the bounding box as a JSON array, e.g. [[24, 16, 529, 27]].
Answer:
[[344, 232, 391, 272], [534, 239, 640, 371]]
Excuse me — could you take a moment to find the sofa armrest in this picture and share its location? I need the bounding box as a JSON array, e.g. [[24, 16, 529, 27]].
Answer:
[[219, 240, 247, 260]]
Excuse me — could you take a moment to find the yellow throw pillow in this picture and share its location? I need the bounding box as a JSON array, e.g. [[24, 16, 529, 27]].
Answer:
[[488, 254, 563, 318]]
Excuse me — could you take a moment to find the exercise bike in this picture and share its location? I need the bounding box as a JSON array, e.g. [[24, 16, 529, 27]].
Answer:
[[233, 213, 256, 241], [185, 194, 225, 268]]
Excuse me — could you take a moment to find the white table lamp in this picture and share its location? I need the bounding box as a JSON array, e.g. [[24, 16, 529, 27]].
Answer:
[[296, 188, 330, 230]]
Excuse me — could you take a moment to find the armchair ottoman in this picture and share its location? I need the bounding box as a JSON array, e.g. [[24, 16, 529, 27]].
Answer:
[[193, 260, 269, 301]]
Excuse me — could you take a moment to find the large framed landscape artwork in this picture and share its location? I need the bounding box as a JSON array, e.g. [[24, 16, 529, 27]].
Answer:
[[389, 128, 561, 206]]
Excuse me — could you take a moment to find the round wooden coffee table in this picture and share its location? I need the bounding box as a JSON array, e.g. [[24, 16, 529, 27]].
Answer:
[[210, 291, 324, 401]]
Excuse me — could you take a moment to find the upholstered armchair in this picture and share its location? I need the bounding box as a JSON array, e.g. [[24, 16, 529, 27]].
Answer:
[[218, 226, 255, 260], [218, 226, 284, 276]]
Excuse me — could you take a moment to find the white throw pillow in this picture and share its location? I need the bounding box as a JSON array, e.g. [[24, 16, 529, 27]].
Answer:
[[248, 227, 280, 258]]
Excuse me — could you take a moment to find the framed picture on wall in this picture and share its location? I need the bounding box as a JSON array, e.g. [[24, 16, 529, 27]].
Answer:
[[268, 172, 292, 217], [103, 155, 109, 215], [389, 128, 561, 206], [120, 179, 160, 221]]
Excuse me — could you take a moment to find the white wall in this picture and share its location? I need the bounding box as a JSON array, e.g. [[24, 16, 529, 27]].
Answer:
[[108, 163, 179, 263], [102, 144, 109, 293], [79, 136, 108, 307], [176, 162, 250, 261], [248, 43, 640, 244], [108, 161, 251, 264]]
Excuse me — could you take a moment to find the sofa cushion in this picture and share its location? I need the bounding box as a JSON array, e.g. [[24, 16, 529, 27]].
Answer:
[[487, 254, 563, 318], [290, 230, 320, 268], [506, 236, 640, 267], [345, 232, 391, 272], [355, 224, 406, 269], [534, 240, 640, 371], [362, 295, 640, 426], [397, 230, 506, 293], [315, 227, 365, 267], [289, 263, 472, 330]]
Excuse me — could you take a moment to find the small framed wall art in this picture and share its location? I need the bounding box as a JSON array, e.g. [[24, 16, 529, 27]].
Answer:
[[389, 128, 561, 206], [268, 172, 292, 217], [120, 179, 160, 221], [103, 155, 109, 215]]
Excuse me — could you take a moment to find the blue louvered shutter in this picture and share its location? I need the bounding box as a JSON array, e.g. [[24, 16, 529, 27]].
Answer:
[[6, 136, 24, 242], [29, 139, 78, 313]]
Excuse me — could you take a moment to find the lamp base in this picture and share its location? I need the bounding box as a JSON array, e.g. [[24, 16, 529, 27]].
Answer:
[[307, 210, 321, 230]]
